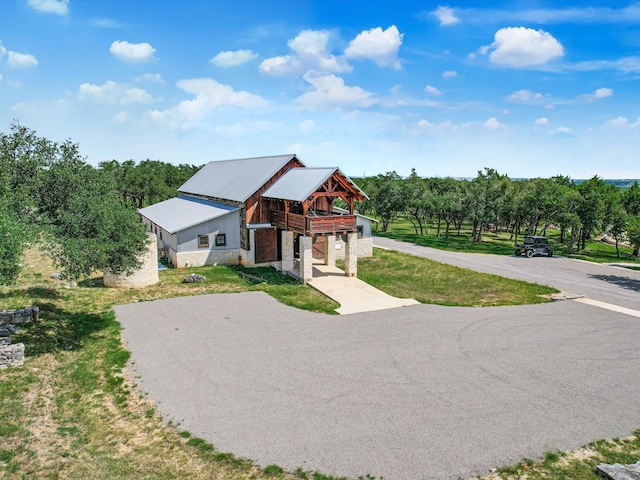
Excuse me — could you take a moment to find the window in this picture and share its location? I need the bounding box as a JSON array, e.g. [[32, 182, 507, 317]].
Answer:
[[357, 225, 364, 239], [198, 234, 209, 248], [215, 233, 226, 246]]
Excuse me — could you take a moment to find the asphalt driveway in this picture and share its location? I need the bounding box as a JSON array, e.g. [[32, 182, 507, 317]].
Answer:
[[374, 237, 640, 311], [116, 288, 640, 479]]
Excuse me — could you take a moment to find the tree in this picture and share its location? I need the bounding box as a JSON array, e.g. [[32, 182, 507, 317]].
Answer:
[[0, 122, 149, 283], [627, 216, 640, 257], [371, 171, 405, 232]]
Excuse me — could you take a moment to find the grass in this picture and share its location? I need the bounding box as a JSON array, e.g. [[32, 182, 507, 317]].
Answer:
[[478, 432, 640, 479], [375, 216, 640, 265], [341, 249, 558, 306], [1, 246, 637, 480]]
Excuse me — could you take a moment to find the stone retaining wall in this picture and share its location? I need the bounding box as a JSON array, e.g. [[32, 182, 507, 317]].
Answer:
[[0, 307, 39, 325], [0, 343, 24, 369]]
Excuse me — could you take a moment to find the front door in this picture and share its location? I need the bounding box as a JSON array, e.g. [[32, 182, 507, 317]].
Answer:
[[255, 228, 277, 263]]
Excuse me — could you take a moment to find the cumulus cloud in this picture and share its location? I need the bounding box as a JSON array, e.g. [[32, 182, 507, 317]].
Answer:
[[602, 116, 640, 128], [110, 40, 157, 62], [210, 49, 258, 67], [488, 27, 564, 68], [414, 119, 456, 133], [580, 87, 613, 102], [78, 81, 154, 105], [442, 70, 457, 78], [508, 89, 544, 102], [149, 78, 268, 127], [483, 117, 503, 129], [260, 30, 350, 76], [7, 51, 38, 68], [344, 25, 403, 69], [431, 6, 460, 26], [535, 117, 549, 125], [594, 87, 613, 98], [554, 126, 573, 134], [27, 0, 69, 15], [297, 72, 376, 111], [425, 85, 443, 96]]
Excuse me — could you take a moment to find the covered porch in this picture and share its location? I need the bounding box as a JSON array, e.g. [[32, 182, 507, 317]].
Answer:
[[261, 167, 367, 282]]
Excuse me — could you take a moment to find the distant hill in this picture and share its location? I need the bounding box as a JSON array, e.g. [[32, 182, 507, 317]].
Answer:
[[574, 179, 639, 188]]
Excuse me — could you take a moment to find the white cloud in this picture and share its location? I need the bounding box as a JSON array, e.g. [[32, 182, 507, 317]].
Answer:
[[414, 119, 456, 133], [6, 51, 38, 68], [535, 117, 549, 125], [78, 81, 154, 105], [555, 126, 573, 134], [570, 56, 640, 73], [260, 30, 350, 76], [442, 70, 457, 78], [488, 27, 564, 68], [297, 72, 376, 111], [299, 119, 315, 132], [210, 49, 258, 67], [149, 78, 268, 128], [344, 25, 403, 69], [508, 89, 544, 102], [0, 43, 5, 58], [110, 40, 156, 62], [483, 117, 503, 129], [27, 0, 69, 15], [425, 85, 443, 96], [0, 74, 3, 83], [594, 87, 613, 98], [632, 118, 640, 128], [603, 117, 628, 128], [135, 73, 164, 84], [259, 55, 299, 75], [431, 6, 460, 26]]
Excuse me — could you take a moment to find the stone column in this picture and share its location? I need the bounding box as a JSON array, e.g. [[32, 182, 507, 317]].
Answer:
[[299, 236, 313, 284], [247, 229, 256, 265], [324, 234, 336, 267], [281, 231, 294, 272], [344, 232, 357, 277]]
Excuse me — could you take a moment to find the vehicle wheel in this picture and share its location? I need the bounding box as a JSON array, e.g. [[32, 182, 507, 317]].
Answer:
[[526, 249, 534, 258], [548, 250, 553, 257], [515, 250, 521, 256]]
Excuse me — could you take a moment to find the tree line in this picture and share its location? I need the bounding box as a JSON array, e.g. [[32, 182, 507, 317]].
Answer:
[[354, 168, 640, 256], [0, 122, 200, 285]]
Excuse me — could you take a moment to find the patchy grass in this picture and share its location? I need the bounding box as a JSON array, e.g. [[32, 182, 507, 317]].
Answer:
[[479, 431, 640, 479], [343, 249, 557, 306]]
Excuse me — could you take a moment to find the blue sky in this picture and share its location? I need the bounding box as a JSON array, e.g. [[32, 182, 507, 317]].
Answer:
[[1, 0, 639, 179]]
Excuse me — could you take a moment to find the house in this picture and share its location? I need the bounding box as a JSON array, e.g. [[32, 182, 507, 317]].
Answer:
[[138, 154, 372, 282]]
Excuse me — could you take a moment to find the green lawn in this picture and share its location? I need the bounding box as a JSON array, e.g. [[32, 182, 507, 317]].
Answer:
[[341, 249, 557, 306], [375, 216, 640, 265]]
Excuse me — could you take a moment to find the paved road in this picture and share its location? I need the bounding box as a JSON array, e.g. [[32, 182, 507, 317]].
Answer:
[[116, 288, 640, 480], [375, 237, 640, 311]]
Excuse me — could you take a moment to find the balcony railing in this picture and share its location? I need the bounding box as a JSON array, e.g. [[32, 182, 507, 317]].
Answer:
[[271, 210, 356, 235]]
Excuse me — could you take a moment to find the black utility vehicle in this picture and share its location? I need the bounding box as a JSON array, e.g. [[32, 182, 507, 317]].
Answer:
[[515, 235, 553, 258]]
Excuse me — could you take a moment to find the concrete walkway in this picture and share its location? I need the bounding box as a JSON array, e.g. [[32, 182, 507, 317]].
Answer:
[[308, 263, 420, 314]]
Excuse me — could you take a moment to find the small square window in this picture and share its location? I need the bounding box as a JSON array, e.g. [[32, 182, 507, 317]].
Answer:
[[357, 225, 364, 239], [215, 233, 226, 246], [198, 235, 209, 248]]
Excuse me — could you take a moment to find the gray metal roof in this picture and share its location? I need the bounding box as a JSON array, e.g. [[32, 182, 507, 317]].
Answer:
[[262, 167, 369, 202], [178, 154, 302, 203], [138, 196, 239, 234], [262, 168, 337, 202]]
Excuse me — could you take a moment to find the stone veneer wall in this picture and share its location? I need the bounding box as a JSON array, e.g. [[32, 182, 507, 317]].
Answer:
[[0, 307, 39, 325], [334, 237, 373, 259], [175, 248, 245, 268], [0, 307, 39, 369], [104, 232, 159, 288]]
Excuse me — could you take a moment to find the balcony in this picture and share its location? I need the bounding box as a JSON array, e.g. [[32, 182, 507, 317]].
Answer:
[[271, 210, 356, 235]]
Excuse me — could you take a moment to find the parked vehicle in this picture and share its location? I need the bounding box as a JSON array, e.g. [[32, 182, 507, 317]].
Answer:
[[515, 235, 553, 258]]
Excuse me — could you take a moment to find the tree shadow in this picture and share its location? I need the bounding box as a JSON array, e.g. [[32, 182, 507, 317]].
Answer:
[[12, 302, 112, 356], [0, 286, 61, 301], [589, 274, 640, 293]]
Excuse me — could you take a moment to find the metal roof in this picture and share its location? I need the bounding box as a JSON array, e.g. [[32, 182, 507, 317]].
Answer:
[[178, 154, 302, 203], [262, 167, 369, 202], [138, 196, 239, 234], [262, 168, 337, 202]]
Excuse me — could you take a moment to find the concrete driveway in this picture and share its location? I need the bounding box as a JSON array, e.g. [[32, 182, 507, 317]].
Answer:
[[116, 283, 640, 479]]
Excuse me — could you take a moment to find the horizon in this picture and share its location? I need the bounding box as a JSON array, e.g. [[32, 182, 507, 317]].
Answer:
[[1, 1, 639, 179]]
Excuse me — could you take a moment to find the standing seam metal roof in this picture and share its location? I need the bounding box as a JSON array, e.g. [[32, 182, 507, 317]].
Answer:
[[138, 196, 240, 234], [177, 154, 302, 203], [262, 167, 368, 202]]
